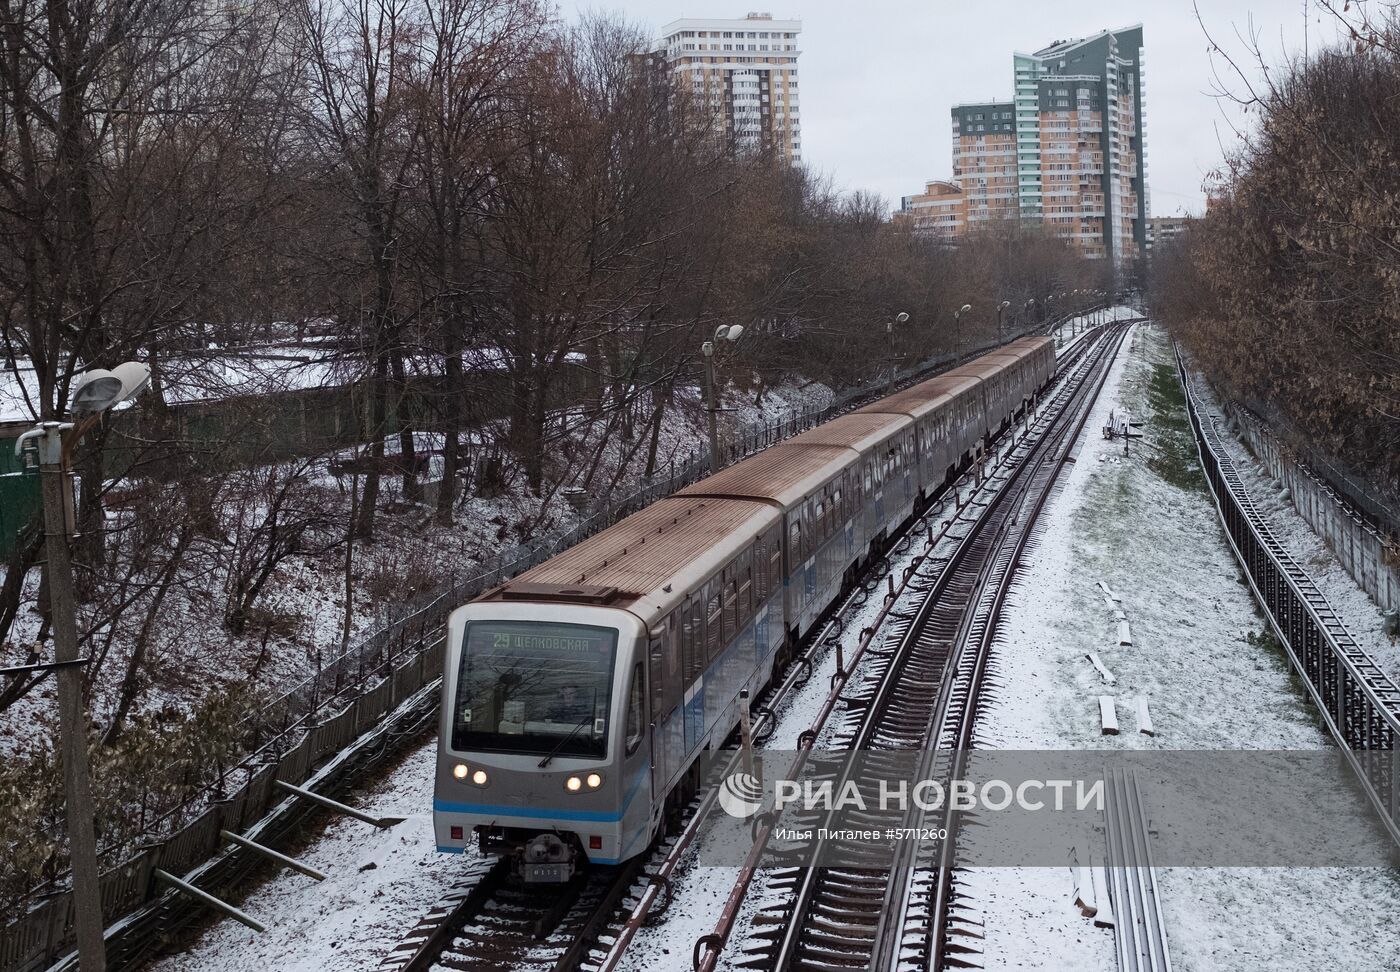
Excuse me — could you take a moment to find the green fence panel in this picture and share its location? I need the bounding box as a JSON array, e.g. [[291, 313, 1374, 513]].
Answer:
[[0, 472, 40, 558]]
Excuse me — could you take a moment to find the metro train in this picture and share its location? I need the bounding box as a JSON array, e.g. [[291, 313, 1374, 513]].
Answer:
[[433, 336, 1056, 881]]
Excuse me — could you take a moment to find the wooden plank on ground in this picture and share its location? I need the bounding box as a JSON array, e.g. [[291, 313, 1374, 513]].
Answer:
[[1085, 652, 1116, 684], [1136, 697, 1155, 736], [1099, 696, 1119, 735]]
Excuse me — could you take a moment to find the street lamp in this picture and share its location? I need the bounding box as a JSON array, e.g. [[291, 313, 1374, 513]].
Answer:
[[702, 325, 744, 472], [885, 311, 910, 390], [952, 304, 972, 363], [14, 360, 149, 972], [996, 300, 1011, 340]]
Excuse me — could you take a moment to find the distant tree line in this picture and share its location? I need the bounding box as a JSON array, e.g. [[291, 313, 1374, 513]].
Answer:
[[1151, 9, 1400, 495], [0, 0, 1099, 909]]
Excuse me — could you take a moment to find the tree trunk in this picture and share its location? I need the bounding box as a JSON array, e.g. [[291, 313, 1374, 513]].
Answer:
[[391, 350, 421, 504], [354, 354, 389, 540]]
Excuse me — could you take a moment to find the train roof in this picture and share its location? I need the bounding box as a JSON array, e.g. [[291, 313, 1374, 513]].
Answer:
[[951, 355, 1021, 380], [483, 496, 778, 623], [677, 442, 854, 509], [782, 412, 912, 454], [855, 372, 980, 420]]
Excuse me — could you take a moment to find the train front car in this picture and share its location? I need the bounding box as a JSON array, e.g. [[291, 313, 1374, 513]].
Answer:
[[434, 596, 649, 882]]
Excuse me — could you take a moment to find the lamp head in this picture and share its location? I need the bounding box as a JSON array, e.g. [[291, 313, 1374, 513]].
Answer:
[[701, 340, 715, 357], [725, 324, 744, 342], [894, 312, 909, 324], [70, 361, 150, 415], [69, 370, 124, 415], [110, 362, 151, 404], [999, 300, 1010, 310], [959, 304, 972, 315]]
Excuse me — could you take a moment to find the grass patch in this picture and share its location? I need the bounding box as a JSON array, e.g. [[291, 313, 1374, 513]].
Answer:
[[1144, 358, 1207, 492]]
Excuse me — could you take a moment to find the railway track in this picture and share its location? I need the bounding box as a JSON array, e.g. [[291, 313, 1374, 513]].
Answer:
[[375, 326, 1128, 972], [1102, 768, 1172, 972], [377, 855, 646, 972], [693, 321, 1131, 972]]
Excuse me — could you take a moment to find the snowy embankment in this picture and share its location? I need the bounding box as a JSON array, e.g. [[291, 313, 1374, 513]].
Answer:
[[1189, 379, 1400, 678], [966, 323, 1400, 971]]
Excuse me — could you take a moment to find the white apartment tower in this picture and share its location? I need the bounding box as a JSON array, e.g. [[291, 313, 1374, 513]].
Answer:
[[655, 13, 802, 162]]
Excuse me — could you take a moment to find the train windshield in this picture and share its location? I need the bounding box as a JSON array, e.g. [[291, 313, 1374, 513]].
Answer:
[[451, 620, 618, 759]]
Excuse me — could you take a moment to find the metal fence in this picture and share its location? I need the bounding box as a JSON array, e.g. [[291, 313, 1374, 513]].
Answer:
[[0, 318, 1087, 972], [1179, 350, 1400, 849], [1224, 402, 1400, 614]]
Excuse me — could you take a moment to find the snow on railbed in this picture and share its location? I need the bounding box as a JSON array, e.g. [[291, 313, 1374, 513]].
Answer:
[[967, 322, 1400, 971], [150, 741, 472, 972]]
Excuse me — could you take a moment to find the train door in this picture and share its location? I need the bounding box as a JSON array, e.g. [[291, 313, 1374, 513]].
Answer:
[[900, 433, 914, 519], [619, 659, 652, 857], [648, 615, 682, 819], [783, 512, 802, 636], [680, 594, 705, 756], [873, 451, 886, 527]]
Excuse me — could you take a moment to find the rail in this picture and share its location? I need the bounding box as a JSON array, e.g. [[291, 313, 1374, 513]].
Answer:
[[1102, 768, 1172, 972]]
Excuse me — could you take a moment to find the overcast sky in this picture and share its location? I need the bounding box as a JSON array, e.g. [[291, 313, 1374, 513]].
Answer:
[[564, 1, 1346, 216]]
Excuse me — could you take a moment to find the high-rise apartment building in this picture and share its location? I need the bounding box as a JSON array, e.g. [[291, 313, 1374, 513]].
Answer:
[[952, 102, 1019, 227], [896, 180, 967, 241], [655, 13, 802, 162], [1014, 26, 1148, 263], [898, 25, 1149, 266]]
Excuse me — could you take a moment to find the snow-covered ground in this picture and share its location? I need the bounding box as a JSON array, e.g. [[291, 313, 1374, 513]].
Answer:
[[966, 322, 1400, 971], [150, 740, 482, 972]]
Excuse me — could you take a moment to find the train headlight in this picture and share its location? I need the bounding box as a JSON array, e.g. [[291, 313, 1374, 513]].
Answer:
[[565, 776, 583, 792], [471, 769, 489, 787], [585, 773, 603, 790], [452, 763, 469, 781]]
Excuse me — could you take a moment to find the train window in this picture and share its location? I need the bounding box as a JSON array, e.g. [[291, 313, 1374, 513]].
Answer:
[[740, 566, 753, 620], [686, 596, 700, 680], [754, 540, 769, 600], [625, 664, 645, 755], [706, 586, 722, 659], [649, 636, 666, 717], [832, 489, 842, 520], [722, 579, 737, 642], [789, 519, 802, 560], [768, 530, 782, 591], [814, 501, 825, 541]]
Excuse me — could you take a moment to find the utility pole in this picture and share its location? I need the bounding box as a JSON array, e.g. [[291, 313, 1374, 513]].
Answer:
[[32, 423, 106, 971], [885, 311, 910, 390], [953, 304, 971, 363], [702, 325, 744, 472], [15, 362, 149, 972], [703, 345, 719, 472]]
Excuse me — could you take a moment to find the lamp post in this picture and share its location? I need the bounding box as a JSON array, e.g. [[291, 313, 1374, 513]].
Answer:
[[702, 325, 744, 472], [14, 362, 150, 972], [953, 303, 972, 363], [885, 311, 910, 390], [996, 300, 1011, 341], [1024, 298, 1036, 335]]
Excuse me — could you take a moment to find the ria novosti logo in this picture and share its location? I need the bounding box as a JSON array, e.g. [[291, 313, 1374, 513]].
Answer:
[[717, 772, 765, 818], [716, 772, 1104, 818]]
